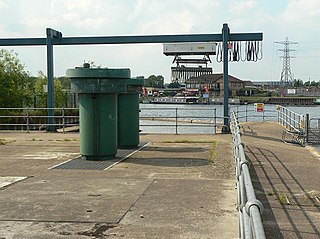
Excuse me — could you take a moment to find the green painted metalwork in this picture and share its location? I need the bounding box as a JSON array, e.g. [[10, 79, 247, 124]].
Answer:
[[79, 93, 118, 160], [222, 24, 230, 131], [67, 64, 130, 160], [0, 24, 263, 131], [118, 77, 144, 148]]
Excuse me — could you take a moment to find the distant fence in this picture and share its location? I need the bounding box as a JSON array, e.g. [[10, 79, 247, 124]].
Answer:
[[0, 108, 79, 133], [275, 105, 320, 145], [1, 106, 319, 142], [139, 107, 220, 134], [307, 118, 320, 144], [230, 105, 277, 123], [230, 111, 266, 239], [276, 105, 306, 145]]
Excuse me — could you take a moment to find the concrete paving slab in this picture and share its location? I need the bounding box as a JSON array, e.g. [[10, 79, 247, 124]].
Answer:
[[0, 132, 238, 238], [0, 175, 153, 223], [0, 176, 27, 189], [119, 178, 237, 239], [241, 122, 320, 238]]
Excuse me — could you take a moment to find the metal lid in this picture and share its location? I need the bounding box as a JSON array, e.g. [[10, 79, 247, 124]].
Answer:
[[67, 64, 130, 94], [66, 63, 131, 79]]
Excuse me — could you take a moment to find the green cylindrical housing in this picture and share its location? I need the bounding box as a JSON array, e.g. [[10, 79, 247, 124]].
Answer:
[[118, 77, 144, 148], [67, 64, 130, 160], [79, 93, 117, 160]]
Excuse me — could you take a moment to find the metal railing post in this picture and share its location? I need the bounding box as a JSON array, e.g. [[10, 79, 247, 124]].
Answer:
[[214, 108, 217, 134], [245, 104, 248, 122], [289, 111, 292, 130], [26, 108, 30, 133], [175, 108, 178, 135], [305, 114, 309, 143], [62, 108, 65, 133]]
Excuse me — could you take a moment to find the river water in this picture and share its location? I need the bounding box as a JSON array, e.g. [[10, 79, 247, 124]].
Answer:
[[140, 103, 320, 124], [139, 103, 320, 151]]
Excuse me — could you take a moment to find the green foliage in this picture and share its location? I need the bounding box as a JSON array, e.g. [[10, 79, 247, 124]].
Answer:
[[0, 49, 34, 108], [0, 138, 6, 145], [34, 71, 68, 108], [208, 141, 218, 165], [167, 82, 181, 88], [293, 79, 304, 87], [144, 75, 164, 88], [304, 80, 320, 87], [277, 193, 290, 205]]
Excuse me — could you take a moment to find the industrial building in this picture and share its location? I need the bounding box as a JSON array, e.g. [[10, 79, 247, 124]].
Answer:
[[185, 73, 251, 97]]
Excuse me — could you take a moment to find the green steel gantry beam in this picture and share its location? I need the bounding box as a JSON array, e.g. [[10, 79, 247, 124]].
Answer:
[[0, 23, 262, 131]]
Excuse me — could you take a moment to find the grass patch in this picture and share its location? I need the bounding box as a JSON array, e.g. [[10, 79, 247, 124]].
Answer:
[[63, 139, 71, 142], [0, 138, 6, 145], [266, 191, 274, 196], [162, 139, 216, 143], [277, 193, 290, 205], [208, 141, 218, 165]]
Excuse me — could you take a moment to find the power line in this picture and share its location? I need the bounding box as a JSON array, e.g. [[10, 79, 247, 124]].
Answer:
[[275, 37, 298, 86]]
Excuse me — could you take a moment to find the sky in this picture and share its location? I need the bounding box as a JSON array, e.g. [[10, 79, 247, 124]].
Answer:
[[0, 0, 319, 83]]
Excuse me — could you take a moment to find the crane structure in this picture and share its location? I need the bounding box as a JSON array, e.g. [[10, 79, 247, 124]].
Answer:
[[163, 42, 216, 84], [275, 37, 298, 86]]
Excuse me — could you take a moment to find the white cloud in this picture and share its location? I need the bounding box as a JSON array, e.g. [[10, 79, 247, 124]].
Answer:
[[228, 0, 257, 16], [0, 0, 319, 82]]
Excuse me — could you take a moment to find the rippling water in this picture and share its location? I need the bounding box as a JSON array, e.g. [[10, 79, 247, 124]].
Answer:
[[139, 103, 320, 151], [140, 103, 320, 122]]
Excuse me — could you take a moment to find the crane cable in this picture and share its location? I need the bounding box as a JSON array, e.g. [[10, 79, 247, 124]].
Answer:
[[216, 41, 263, 62]]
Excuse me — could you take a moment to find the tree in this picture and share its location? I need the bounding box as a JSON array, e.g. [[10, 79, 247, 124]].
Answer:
[[167, 82, 181, 88], [34, 71, 68, 108], [293, 79, 303, 87], [144, 75, 164, 88], [0, 49, 34, 107]]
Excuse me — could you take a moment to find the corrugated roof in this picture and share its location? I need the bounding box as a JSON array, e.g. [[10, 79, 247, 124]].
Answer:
[[186, 73, 244, 83]]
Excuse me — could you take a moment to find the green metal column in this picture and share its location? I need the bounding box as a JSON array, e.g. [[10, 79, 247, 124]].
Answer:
[[117, 77, 144, 148], [222, 23, 230, 133], [67, 64, 130, 160]]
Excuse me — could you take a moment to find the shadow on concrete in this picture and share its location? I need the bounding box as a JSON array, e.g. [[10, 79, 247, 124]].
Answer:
[[246, 146, 320, 239], [142, 146, 208, 153], [126, 157, 208, 167], [241, 133, 283, 144], [241, 125, 258, 136], [246, 146, 284, 239]]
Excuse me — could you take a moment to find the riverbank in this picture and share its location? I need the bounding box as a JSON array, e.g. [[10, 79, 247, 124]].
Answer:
[[141, 96, 320, 106]]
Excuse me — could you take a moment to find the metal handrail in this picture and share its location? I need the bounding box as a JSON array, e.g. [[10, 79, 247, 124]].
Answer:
[[0, 107, 220, 134], [0, 108, 79, 133], [140, 107, 219, 134], [230, 105, 277, 123], [230, 111, 266, 239], [276, 105, 305, 133]]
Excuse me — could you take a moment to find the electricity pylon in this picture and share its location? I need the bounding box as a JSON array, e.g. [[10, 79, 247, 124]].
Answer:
[[275, 37, 298, 86]]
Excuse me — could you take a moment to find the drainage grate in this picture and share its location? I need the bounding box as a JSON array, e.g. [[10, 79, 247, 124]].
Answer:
[[50, 142, 148, 171]]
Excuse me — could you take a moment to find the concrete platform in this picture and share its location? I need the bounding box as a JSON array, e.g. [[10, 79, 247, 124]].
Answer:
[[0, 133, 238, 238], [241, 122, 320, 239]]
